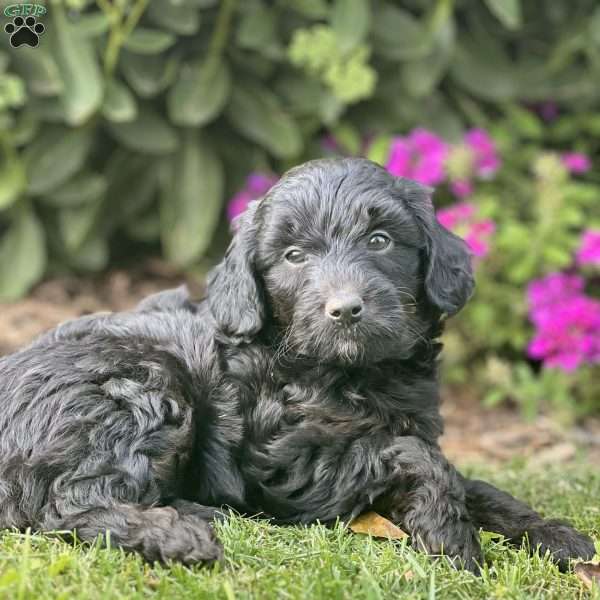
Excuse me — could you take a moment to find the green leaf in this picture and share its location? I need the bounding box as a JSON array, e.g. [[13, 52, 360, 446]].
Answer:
[[371, 4, 431, 60], [331, 0, 370, 53], [49, 4, 103, 125], [542, 245, 572, 268], [226, 82, 302, 158], [58, 201, 102, 252], [123, 28, 177, 55], [330, 122, 361, 155], [280, 0, 329, 18], [75, 12, 110, 37], [8, 47, 63, 97], [27, 97, 67, 122], [401, 19, 455, 98], [127, 213, 160, 242], [25, 126, 93, 195], [237, 2, 279, 55], [120, 51, 180, 98], [102, 79, 138, 123], [66, 236, 109, 271], [167, 59, 231, 127], [11, 109, 40, 146], [103, 153, 160, 229], [366, 134, 392, 165], [275, 75, 326, 116], [160, 133, 224, 266], [450, 40, 517, 101], [503, 104, 543, 139], [44, 172, 107, 207], [106, 107, 179, 154], [0, 155, 26, 210], [0, 209, 46, 301], [484, 0, 522, 30], [147, 0, 201, 35]]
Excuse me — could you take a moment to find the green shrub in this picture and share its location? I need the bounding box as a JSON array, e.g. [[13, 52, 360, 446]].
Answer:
[[1, 0, 599, 298]]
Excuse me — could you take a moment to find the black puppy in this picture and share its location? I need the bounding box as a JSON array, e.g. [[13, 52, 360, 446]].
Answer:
[[0, 158, 594, 570]]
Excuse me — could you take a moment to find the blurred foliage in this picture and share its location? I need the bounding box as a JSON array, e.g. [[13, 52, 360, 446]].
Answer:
[[0, 0, 599, 415], [436, 121, 600, 420], [0, 0, 599, 296]]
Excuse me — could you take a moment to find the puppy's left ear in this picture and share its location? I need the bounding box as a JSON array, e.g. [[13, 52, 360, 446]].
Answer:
[[206, 200, 266, 344], [400, 179, 474, 316]]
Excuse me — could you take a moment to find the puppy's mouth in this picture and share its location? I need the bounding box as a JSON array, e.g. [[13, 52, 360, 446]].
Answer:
[[288, 319, 399, 366]]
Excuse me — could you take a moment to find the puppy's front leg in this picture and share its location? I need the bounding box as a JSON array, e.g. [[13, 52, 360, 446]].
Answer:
[[462, 477, 595, 571], [376, 437, 482, 572]]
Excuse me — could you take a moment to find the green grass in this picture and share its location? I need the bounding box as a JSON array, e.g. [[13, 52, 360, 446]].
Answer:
[[0, 465, 598, 600]]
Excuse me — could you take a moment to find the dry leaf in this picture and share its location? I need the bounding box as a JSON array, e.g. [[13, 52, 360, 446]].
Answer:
[[349, 511, 408, 540], [403, 569, 414, 581], [575, 562, 600, 590]]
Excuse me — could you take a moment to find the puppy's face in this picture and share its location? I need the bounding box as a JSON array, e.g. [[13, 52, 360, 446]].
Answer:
[[257, 165, 425, 364], [208, 158, 474, 366]]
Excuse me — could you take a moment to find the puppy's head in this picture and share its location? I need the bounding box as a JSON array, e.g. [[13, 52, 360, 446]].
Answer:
[[207, 158, 474, 364]]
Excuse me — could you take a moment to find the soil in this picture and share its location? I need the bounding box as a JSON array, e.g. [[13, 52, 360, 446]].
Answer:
[[2, 263, 599, 466]]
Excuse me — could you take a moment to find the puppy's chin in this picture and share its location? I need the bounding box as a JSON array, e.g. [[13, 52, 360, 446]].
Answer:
[[287, 321, 413, 367]]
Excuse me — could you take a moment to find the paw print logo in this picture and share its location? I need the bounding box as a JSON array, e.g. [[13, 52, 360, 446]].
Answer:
[[5, 16, 45, 48]]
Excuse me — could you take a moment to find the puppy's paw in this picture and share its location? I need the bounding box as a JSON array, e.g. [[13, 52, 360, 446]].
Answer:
[[524, 519, 595, 572], [412, 520, 483, 574], [140, 506, 224, 566]]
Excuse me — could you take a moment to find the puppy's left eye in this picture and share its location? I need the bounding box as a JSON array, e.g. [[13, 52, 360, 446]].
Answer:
[[367, 233, 392, 251], [284, 247, 307, 264]]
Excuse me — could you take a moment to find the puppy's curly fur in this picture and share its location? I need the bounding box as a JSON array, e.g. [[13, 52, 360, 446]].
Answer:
[[0, 159, 594, 571]]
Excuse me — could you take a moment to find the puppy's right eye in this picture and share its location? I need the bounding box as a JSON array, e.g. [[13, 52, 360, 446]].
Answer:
[[284, 248, 306, 264]]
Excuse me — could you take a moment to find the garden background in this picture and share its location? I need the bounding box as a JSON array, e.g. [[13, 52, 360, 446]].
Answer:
[[0, 1, 599, 597]]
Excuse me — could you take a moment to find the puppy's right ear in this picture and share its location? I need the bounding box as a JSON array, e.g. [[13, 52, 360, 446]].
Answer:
[[207, 201, 265, 344]]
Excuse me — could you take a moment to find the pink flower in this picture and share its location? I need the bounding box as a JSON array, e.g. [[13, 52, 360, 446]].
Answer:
[[450, 180, 473, 198], [436, 202, 495, 258], [409, 129, 448, 185], [386, 139, 412, 178], [561, 152, 591, 174], [385, 129, 448, 186], [527, 295, 600, 372], [465, 220, 496, 257], [436, 202, 475, 229], [227, 172, 278, 222], [527, 273, 585, 318], [464, 129, 501, 179], [576, 230, 600, 266], [526, 272, 600, 371]]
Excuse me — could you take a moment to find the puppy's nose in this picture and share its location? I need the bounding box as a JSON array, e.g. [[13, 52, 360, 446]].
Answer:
[[325, 293, 363, 324]]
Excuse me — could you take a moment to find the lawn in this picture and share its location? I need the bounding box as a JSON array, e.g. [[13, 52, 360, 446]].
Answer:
[[0, 464, 598, 600]]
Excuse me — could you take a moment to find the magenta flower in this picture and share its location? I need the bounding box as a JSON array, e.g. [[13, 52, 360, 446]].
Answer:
[[527, 295, 600, 372], [436, 202, 475, 229], [450, 180, 473, 199], [386, 139, 412, 178], [576, 230, 600, 266], [464, 220, 496, 257], [386, 129, 448, 186], [227, 172, 278, 222], [527, 273, 585, 315], [526, 273, 600, 372], [561, 152, 591, 174], [464, 129, 501, 179], [436, 202, 495, 258]]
